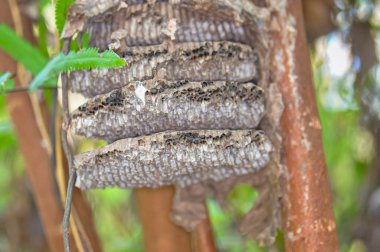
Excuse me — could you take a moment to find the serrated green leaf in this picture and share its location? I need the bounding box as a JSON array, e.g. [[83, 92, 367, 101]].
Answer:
[[29, 48, 126, 90], [29, 55, 61, 91], [57, 48, 126, 72], [0, 24, 48, 75], [55, 0, 76, 34]]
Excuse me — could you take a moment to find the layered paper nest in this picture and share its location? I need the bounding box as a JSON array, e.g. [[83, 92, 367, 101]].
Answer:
[[64, 0, 283, 245]]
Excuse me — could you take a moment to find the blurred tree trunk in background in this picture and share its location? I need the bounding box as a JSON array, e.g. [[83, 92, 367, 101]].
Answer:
[[350, 17, 380, 252], [303, 1, 380, 250], [303, 0, 336, 41]]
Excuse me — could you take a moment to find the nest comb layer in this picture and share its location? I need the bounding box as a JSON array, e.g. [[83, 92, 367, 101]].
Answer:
[[74, 130, 272, 189], [69, 41, 260, 97], [70, 81, 265, 141]]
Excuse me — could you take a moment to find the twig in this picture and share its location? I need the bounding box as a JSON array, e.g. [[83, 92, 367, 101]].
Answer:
[[61, 39, 75, 252], [3, 86, 58, 93], [49, 88, 63, 204]]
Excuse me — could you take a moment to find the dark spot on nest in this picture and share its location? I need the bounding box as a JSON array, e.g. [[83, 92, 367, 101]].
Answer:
[[177, 132, 202, 144], [174, 81, 182, 88], [78, 105, 87, 112], [104, 89, 124, 106], [144, 51, 155, 58], [121, 51, 133, 57], [150, 88, 158, 94]]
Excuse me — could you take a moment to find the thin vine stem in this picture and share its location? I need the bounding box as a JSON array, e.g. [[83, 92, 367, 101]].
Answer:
[[61, 39, 76, 252], [3, 86, 58, 93]]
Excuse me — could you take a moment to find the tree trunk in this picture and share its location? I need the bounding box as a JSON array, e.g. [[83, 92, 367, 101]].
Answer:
[[272, 0, 339, 251]]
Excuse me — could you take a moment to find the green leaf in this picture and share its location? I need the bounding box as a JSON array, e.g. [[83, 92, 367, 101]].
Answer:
[[55, 0, 76, 35], [29, 48, 126, 90], [37, 14, 49, 57], [0, 72, 14, 95], [37, 0, 50, 57], [38, 0, 51, 10], [0, 72, 11, 85], [5, 80, 15, 91], [0, 24, 48, 75], [59, 48, 126, 72], [81, 32, 90, 48], [70, 32, 91, 52]]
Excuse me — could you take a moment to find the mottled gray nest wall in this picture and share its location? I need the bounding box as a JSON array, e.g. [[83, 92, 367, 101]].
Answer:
[[64, 0, 283, 244], [66, 0, 272, 189]]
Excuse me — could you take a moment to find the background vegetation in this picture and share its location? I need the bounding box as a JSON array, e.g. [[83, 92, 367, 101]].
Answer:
[[0, 0, 379, 251]]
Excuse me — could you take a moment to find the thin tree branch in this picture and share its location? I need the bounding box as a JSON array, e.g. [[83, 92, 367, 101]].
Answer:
[[4, 86, 58, 93]]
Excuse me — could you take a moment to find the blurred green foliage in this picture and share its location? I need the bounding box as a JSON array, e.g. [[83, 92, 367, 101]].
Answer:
[[87, 189, 143, 252], [0, 96, 26, 251]]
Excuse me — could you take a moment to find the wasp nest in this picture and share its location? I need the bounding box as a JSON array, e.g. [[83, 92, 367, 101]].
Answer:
[[66, 0, 271, 190]]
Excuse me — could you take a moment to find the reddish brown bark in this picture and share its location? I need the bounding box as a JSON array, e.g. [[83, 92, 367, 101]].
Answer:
[[302, 0, 336, 41], [274, 0, 339, 251], [136, 186, 217, 252], [193, 212, 217, 252], [135, 186, 193, 252]]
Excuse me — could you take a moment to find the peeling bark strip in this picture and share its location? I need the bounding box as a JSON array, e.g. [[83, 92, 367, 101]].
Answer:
[[70, 81, 265, 141], [74, 130, 272, 189]]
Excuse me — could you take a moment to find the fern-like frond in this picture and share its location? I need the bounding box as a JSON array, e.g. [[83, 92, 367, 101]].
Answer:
[[55, 0, 76, 35], [0, 24, 48, 75], [29, 48, 126, 90], [60, 48, 126, 72]]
